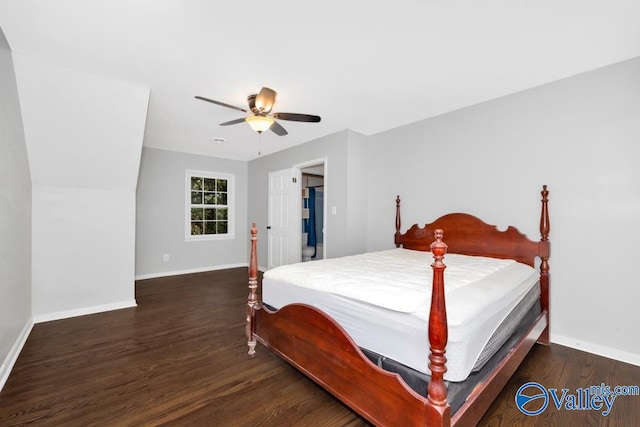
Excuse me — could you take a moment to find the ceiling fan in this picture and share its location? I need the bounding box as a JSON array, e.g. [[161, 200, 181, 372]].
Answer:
[[195, 87, 321, 136]]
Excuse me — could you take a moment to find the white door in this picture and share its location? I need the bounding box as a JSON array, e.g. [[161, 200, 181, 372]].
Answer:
[[268, 168, 300, 269]]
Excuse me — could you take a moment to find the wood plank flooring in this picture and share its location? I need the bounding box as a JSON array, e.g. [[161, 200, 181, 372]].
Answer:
[[1, 268, 638, 426]]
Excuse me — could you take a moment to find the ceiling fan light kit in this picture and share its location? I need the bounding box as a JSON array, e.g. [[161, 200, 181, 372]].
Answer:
[[195, 87, 321, 136], [245, 115, 274, 133]]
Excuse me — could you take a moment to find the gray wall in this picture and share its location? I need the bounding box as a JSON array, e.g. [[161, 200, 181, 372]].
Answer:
[[366, 57, 640, 362], [345, 131, 368, 255], [0, 28, 31, 385], [248, 129, 368, 267], [136, 147, 248, 277]]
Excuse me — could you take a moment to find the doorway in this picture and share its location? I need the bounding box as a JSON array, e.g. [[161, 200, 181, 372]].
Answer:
[[300, 164, 325, 262]]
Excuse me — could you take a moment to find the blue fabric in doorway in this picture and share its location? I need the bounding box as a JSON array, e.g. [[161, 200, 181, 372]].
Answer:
[[305, 187, 317, 257]]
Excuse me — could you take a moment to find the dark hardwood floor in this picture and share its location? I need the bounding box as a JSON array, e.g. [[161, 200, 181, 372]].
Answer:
[[1, 268, 638, 426]]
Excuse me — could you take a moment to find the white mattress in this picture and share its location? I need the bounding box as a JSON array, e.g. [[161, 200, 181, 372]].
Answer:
[[263, 248, 539, 382]]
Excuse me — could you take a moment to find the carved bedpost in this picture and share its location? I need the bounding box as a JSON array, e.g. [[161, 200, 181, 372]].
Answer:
[[538, 185, 551, 345], [247, 223, 259, 356], [395, 195, 402, 247], [426, 229, 451, 425]]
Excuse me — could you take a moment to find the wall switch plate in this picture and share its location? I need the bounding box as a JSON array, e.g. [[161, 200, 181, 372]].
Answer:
[[163, 254, 170, 262], [331, 206, 337, 215]]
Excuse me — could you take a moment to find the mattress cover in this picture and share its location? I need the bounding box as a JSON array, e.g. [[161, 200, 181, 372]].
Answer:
[[263, 248, 540, 382], [264, 248, 537, 325]]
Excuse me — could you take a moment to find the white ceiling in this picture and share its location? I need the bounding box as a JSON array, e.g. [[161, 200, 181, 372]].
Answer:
[[1, 1, 639, 161]]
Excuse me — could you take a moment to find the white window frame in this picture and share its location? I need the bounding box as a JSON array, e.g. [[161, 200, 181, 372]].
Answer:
[[185, 169, 235, 241]]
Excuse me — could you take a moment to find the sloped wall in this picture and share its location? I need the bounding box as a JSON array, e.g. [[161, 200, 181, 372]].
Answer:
[[0, 27, 31, 391], [13, 53, 149, 321]]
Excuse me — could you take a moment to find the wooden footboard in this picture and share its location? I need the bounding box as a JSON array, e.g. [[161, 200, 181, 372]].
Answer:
[[247, 222, 451, 426], [255, 304, 447, 426]]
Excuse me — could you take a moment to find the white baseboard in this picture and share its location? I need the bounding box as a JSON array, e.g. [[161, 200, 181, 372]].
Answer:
[[135, 263, 248, 281], [33, 300, 138, 324], [551, 333, 640, 367], [0, 318, 34, 392]]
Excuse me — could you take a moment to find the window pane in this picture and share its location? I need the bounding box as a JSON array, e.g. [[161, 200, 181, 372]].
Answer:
[[203, 178, 216, 191], [191, 208, 203, 221], [217, 221, 228, 234], [204, 208, 216, 221], [216, 193, 228, 205], [191, 177, 203, 190], [216, 208, 228, 220], [204, 222, 217, 234], [203, 193, 216, 205], [216, 179, 227, 192], [191, 191, 202, 204], [191, 222, 204, 235]]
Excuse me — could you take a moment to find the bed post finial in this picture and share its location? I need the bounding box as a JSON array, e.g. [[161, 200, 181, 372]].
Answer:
[[247, 222, 258, 356], [540, 185, 549, 242], [428, 229, 450, 414], [395, 195, 402, 247]]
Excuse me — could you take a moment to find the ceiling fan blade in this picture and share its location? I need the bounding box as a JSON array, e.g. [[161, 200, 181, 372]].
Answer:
[[255, 87, 277, 113], [270, 120, 288, 136], [272, 112, 321, 123], [195, 96, 247, 113], [219, 117, 246, 126]]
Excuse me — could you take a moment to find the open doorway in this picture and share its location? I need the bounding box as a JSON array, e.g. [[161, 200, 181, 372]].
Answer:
[[296, 159, 326, 262]]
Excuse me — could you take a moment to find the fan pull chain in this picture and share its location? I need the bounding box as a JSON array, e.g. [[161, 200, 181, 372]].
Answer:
[[257, 133, 262, 156]]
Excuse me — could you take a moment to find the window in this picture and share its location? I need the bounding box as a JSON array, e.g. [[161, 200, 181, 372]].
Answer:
[[186, 170, 234, 240]]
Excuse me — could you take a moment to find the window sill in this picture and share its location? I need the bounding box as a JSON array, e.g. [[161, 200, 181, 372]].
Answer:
[[185, 234, 235, 242]]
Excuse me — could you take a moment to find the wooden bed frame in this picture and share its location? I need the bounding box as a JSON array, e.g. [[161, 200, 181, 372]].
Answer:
[[246, 185, 550, 426]]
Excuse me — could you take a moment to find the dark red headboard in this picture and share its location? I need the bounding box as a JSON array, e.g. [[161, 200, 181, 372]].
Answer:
[[394, 186, 550, 268]]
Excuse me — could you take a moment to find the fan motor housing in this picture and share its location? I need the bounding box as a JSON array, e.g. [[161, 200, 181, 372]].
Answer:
[[247, 94, 258, 113]]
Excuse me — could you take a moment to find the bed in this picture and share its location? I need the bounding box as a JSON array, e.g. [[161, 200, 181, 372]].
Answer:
[[246, 185, 550, 426]]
